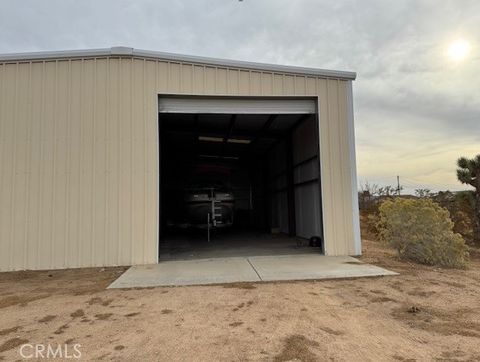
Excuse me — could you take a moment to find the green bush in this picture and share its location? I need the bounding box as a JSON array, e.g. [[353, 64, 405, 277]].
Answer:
[[376, 198, 469, 268]]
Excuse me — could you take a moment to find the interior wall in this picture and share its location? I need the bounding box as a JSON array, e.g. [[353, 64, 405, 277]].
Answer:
[[249, 159, 268, 230], [292, 118, 322, 239], [268, 141, 289, 234], [267, 117, 321, 240]]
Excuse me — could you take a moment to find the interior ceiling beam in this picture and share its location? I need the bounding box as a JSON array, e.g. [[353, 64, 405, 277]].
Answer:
[[224, 114, 237, 141], [193, 114, 199, 136], [289, 114, 311, 133], [249, 114, 278, 147], [263, 113, 312, 155], [193, 114, 199, 149], [222, 114, 237, 157], [164, 127, 283, 140], [164, 148, 244, 159]]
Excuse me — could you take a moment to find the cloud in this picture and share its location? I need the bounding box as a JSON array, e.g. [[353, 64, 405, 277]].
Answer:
[[0, 0, 479, 193]]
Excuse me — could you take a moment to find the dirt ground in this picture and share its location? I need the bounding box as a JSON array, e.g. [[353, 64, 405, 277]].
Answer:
[[1, 240, 479, 362]]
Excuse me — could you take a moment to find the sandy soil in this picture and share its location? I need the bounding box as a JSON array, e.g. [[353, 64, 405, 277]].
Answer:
[[0, 240, 480, 361]]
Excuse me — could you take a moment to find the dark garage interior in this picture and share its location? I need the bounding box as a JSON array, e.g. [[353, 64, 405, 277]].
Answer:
[[158, 105, 323, 261]]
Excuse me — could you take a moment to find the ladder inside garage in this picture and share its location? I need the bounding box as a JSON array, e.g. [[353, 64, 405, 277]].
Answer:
[[207, 189, 222, 242]]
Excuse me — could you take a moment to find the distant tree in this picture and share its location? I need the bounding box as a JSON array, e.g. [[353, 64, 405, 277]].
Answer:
[[358, 182, 381, 211], [457, 155, 480, 244], [360, 181, 379, 195], [434, 191, 475, 244], [378, 185, 397, 197], [415, 188, 433, 198]]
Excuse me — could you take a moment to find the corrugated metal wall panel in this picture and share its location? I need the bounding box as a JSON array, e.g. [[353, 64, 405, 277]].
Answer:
[[337, 80, 357, 255], [108, 58, 122, 266], [268, 141, 290, 234], [292, 118, 322, 240], [294, 184, 321, 238], [0, 55, 358, 271], [316, 78, 358, 256]]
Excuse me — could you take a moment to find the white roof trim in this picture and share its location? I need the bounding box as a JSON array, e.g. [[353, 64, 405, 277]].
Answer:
[[0, 46, 356, 80]]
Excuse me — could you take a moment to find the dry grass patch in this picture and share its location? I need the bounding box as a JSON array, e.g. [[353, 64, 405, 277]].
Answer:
[[70, 309, 85, 318], [54, 324, 69, 335], [229, 321, 244, 327], [222, 282, 256, 290], [392, 305, 480, 338], [274, 334, 321, 362], [319, 326, 344, 336], [0, 294, 49, 308], [38, 315, 57, 323], [0, 326, 21, 336], [87, 297, 113, 306], [0, 337, 29, 353], [94, 313, 113, 321]]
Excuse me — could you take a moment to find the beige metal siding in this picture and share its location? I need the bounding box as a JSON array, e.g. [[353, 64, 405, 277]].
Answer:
[[317, 79, 358, 255], [0, 55, 358, 271]]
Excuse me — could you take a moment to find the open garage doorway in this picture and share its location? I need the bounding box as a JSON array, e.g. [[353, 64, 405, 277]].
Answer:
[[158, 96, 323, 261]]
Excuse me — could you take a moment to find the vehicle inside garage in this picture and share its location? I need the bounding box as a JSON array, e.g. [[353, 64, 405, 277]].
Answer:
[[158, 97, 323, 261]]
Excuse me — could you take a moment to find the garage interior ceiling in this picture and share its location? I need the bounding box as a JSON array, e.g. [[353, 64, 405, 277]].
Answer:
[[161, 113, 313, 159]]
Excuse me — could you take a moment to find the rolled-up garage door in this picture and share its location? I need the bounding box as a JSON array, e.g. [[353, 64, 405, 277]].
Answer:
[[158, 96, 317, 114]]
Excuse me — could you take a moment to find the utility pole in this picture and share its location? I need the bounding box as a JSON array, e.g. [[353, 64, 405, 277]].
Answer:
[[397, 175, 401, 196]]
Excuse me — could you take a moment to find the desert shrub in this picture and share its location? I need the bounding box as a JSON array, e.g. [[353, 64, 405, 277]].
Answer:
[[376, 198, 469, 268], [433, 191, 475, 245], [359, 212, 380, 240]]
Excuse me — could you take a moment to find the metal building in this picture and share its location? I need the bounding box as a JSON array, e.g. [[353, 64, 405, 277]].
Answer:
[[0, 47, 360, 271]]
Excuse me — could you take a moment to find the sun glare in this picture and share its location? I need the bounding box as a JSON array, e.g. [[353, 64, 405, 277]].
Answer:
[[447, 39, 470, 62]]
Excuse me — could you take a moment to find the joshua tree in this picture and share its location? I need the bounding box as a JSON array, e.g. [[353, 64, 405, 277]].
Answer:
[[457, 155, 480, 244]]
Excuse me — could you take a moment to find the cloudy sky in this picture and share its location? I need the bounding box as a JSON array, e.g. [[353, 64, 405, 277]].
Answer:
[[1, 0, 479, 193]]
